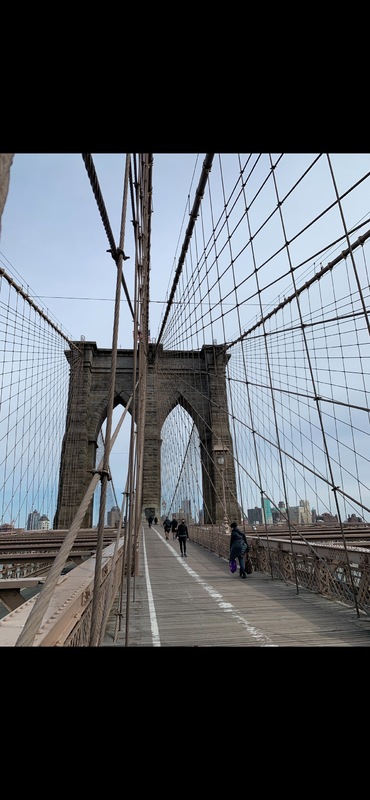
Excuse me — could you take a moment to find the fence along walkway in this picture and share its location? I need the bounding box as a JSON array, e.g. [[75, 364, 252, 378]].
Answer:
[[103, 522, 370, 647]]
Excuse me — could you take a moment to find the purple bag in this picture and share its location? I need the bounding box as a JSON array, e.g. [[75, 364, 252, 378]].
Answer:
[[229, 558, 237, 573]]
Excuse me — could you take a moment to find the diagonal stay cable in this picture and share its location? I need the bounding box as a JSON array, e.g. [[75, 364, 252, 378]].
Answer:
[[88, 152, 131, 646], [154, 153, 214, 351], [82, 153, 134, 320], [14, 399, 133, 647]]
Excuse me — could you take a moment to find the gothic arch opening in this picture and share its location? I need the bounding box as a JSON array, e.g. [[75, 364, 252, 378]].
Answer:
[[160, 404, 203, 523]]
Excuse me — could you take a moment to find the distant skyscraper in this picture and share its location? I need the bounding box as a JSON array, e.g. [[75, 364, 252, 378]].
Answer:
[[107, 505, 120, 527], [40, 514, 50, 530], [262, 498, 273, 525], [247, 507, 262, 525], [27, 509, 40, 530], [299, 499, 311, 524]]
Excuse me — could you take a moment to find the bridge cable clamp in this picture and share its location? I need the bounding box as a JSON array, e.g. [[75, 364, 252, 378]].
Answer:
[[106, 247, 130, 262], [89, 468, 112, 482]]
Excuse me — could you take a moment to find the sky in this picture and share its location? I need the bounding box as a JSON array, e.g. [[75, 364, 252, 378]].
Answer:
[[2, 153, 370, 348], [0, 153, 202, 348]]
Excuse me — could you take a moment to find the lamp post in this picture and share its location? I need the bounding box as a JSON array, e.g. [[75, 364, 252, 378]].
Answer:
[[213, 443, 229, 534]]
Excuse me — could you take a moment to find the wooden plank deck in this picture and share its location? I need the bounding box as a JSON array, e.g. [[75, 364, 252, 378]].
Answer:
[[103, 523, 370, 647]]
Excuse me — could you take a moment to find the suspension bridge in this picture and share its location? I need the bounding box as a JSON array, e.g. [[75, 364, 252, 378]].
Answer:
[[0, 152, 369, 647]]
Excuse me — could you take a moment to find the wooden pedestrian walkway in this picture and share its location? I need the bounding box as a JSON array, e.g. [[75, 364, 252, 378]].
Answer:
[[103, 523, 370, 647]]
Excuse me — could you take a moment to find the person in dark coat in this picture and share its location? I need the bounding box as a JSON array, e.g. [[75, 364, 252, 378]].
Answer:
[[163, 517, 171, 539], [229, 521, 249, 579], [176, 519, 189, 556], [171, 517, 178, 540]]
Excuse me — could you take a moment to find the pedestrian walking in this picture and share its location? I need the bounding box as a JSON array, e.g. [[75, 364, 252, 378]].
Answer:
[[229, 521, 249, 579], [171, 517, 178, 539], [148, 515, 153, 528], [176, 519, 188, 556], [163, 517, 171, 539]]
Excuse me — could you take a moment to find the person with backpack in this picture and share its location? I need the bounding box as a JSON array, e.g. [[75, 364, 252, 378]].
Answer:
[[171, 517, 178, 539], [176, 519, 189, 557], [163, 517, 171, 539], [229, 521, 249, 579]]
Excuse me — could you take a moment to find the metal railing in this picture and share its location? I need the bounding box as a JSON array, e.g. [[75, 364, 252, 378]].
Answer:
[[189, 525, 370, 615]]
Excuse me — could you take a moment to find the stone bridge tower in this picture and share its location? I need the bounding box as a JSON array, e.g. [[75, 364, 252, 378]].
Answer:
[[54, 341, 239, 529]]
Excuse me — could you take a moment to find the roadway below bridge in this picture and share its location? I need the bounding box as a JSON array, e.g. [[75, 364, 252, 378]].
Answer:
[[0, 528, 118, 564], [0, 576, 46, 613], [0, 528, 120, 621]]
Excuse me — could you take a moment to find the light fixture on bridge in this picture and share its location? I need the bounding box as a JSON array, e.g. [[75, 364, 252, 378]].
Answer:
[[213, 442, 229, 534]]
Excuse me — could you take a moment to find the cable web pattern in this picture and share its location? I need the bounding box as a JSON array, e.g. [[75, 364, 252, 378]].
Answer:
[[157, 153, 370, 527]]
